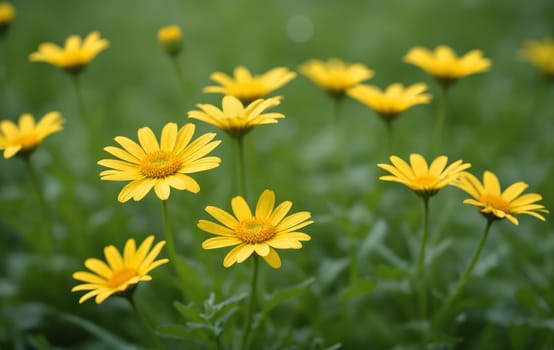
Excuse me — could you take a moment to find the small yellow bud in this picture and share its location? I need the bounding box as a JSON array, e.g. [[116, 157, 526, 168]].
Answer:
[[158, 25, 183, 57], [0, 2, 15, 35]]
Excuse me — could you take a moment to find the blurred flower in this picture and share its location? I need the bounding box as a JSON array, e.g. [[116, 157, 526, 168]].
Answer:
[[98, 122, 221, 202], [29, 31, 109, 74], [378, 154, 471, 198], [404, 45, 491, 86], [0, 112, 63, 159], [72, 235, 168, 304], [520, 38, 554, 79], [199, 189, 312, 268], [0, 2, 15, 35], [203, 66, 296, 104], [188, 95, 283, 139], [453, 171, 548, 225], [299, 58, 374, 98], [158, 24, 183, 57], [347, 82, 431, 120]]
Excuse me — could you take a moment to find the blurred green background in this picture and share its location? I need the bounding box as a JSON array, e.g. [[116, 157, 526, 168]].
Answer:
[[1, 0, 554, 349]]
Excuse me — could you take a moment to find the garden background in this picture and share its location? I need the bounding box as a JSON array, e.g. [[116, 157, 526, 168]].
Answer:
[[1, 0, 554, 349]]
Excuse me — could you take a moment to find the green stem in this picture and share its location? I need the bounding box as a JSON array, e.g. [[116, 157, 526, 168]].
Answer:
[[127, 296, 164, 350], [332, 95, 343, 121], [236, 136, 247, 197], [434, 219, 494, 331], [161, 200, 179, 276], [431, 85, 448, 156], [23, 156, 52, 255], [171, 57, 189, 99], [71, 74, 88, 126], [533, 76, 549, 139], [417, 196, 430, 320], [385, 119, 394, 156], [241, 255, 259, 350]]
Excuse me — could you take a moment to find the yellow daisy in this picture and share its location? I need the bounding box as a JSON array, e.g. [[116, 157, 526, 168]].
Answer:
[[520, 38, 554, 78], [72, 235, 169, 304], [378, 154, 471, 198], [404, 45, 491, 85], [29, 31, 109, 74], [299, 58, 374, 97], [454, 171, 548, 225], [0, 2, 15, 34], [188, 95, 283, 139], [0, 112, 64, 159], [98, 122, 221, 203], [199, 189, 313, 268], [158, 24, 183, 56], [203, 66, 296, 104], [347, 82, 432, 120]]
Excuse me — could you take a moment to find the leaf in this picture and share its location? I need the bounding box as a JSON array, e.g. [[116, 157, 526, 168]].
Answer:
[[27, 335, 51, 350], [262, 277, 315, 315], [173, 301, 203, 323], [56, 312, 135, 350], [339, 277, 376, 300], [156, 324, 211, 344], [318, 258, 349, 287], [372, 264, 411, 280], [358, 219, 387, 261]]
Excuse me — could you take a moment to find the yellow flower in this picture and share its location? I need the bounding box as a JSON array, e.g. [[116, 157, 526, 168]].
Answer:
[[188, 95, 283, 139], [299, 58, 374, 97], [199, 189, 312, 268], [347, 82, 432, 120], [98, 122, 221, 203], [454, 171, 548, 225], [72, 235, 169, 304], [158, 24, 183, 56], [378, 154, 471, 198], [203, 66, 296, 104], [0, 2, 15, 33], [29, 31, 109, 74], [0, 112, 64, 159], [404, 45, 491, 85], [520, 38, 554, 78]]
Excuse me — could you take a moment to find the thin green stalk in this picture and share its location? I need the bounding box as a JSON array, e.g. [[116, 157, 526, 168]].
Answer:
[[71, 74, 88, 126], [416, 196, 430, 320], [241, 255, 259, 350], [171, 57, 189, 99], [236, 136, 247, 197], [431, 85, 448, 155], [433, 219, 494, 331], [161, 200, 179, 276], [23, 156, 53, 255], [385, 119, 394, 155], [331, 95, 343, 121], [127, 296, 164, 350]]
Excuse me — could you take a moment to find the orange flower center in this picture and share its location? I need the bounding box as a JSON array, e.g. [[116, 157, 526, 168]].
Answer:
[[235, 218, 276, 244], [139, 151, 182, 178], [60, 50, 87, 68], [107, 268, 137, 288], [479, 193, 511, 214], [11, 133, 39, 150], [413, 175, 438, 189]]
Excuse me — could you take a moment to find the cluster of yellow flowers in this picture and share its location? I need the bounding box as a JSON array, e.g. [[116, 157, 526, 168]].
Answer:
[[0, 6, 551, 343]]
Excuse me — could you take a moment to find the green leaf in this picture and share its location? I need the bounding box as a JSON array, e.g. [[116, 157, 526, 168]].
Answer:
[[156, 324, 211, 343], [262, 277, 315, 315], [318, 258, 349, 287], [372, 264, 411, 280], [339, 277, 376, 300], [173, 301, 203, 323], [27, 335, 51, 350]]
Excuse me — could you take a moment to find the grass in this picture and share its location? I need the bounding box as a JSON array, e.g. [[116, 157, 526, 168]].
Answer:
[[1, 0, 553, 349]]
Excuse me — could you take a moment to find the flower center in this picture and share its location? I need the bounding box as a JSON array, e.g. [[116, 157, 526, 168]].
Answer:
[[235, 218, 276, 244], [139, 151, 182, 178], [413, 175, 438, 188], [12, 133, 39, 150], [107, 268, 137, 288], [480, 193, 511, 214]]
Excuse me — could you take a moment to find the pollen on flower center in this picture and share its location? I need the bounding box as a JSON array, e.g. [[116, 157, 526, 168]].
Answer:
[[139, 151, 182, 178], [480, 193, 511, 213], [107, 268, 137, 288], [235, 218, 276, 244]]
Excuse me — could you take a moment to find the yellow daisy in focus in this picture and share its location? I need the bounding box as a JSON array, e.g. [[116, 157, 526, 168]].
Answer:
[[520, 38, 554, 78], [158, 24, 183, 56], [454, 171, 548, 225], [299, 58, 374, 97], [347, 82, 432, 120], [0, 2, 15, 34], [404, 45, 491, 86], [98, 122, 221, 203], [199, 189, 313, 268], [72, 235, 169, 304], [378, 154, 471, 198], [29, 31, 109, 74], [188, 95, 283, 139], [203, 66, 296, 104], [0, 112, 64, 159]]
